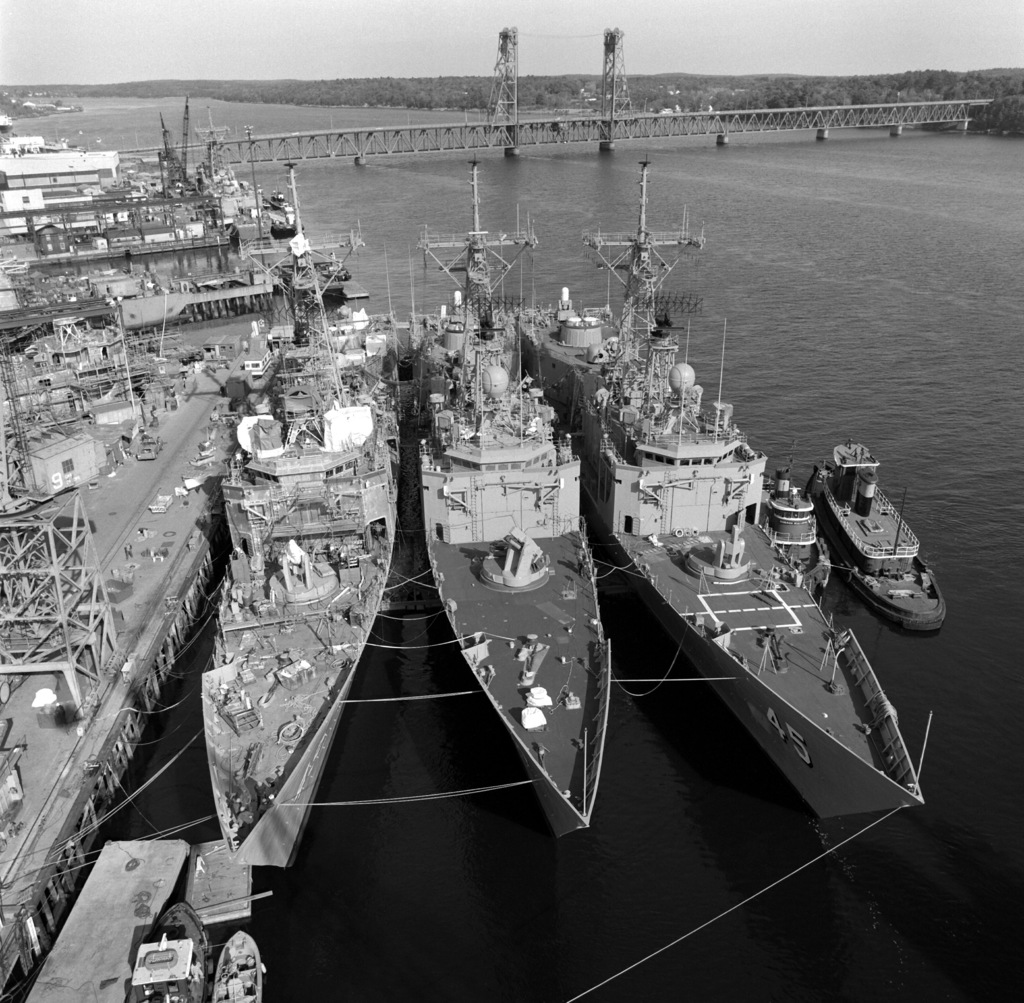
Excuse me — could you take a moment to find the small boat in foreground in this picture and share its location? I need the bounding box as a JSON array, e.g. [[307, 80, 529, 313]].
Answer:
[[213, 930, 263, 1002], [809, 441, 945, 630], [130, 901, 208, 1003]]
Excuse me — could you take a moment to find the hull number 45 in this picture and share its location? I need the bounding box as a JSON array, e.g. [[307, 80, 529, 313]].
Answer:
[[767, 708, 812, 766]]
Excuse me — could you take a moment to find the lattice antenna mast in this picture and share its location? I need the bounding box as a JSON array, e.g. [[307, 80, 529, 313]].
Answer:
[[583, 160, 705, 354], [600, 28, 632, 119], [489, 27, 519, 126], [418, 160, 537, 310]]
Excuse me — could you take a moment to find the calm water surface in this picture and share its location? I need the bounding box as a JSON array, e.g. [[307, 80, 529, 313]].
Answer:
[[64, 97, 1023, 1001]]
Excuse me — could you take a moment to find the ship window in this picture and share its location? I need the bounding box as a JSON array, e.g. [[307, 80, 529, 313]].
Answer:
[[61, 458, 74, 474], [624, 515, 634, 534]]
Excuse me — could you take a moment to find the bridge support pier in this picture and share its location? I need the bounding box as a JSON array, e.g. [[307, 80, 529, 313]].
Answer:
[[816, 128, 829, 141], [599, 140, 615, 152], [958, 119, 969, 132], [889, 125, 903, 137], [503, 146, 520, 158], [354, 154, 367, 166], [716, 134, 729, 146]]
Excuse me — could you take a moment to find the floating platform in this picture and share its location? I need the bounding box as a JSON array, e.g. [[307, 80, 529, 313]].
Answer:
[[186, 840, 252, 925], [25, 839, 189, 1003]]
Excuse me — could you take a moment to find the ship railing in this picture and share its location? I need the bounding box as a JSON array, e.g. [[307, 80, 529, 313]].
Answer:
[[580, 639, 612, 816], [759, 522, 817, 548], [602, 441, 625, 465], [841, 631, 916, 786], [872, 487, 921, 548], [241, 232, 357, 256], [645, 426, 751, 448], [824, 485, 919, 558]]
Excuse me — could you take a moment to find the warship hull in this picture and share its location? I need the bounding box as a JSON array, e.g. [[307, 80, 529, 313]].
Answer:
[[429, 532, 611, 836], [204, 670, 351, 869], [582, 482, 924, 818]]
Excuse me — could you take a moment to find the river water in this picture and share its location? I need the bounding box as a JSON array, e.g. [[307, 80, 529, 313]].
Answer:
[[50, 97, 1022, 1001]]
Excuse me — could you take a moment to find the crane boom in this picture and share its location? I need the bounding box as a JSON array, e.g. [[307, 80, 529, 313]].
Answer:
[[180, 96, 190, 183]]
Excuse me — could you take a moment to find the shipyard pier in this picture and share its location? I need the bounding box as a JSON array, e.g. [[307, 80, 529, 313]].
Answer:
[[0, 349, 236, 985]]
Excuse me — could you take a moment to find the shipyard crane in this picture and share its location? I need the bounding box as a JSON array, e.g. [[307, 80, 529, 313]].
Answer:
[[0, 360, 37, 513], [158, 97, 191, 194], [158, 113, 183, 192], [180, 96, 190, 187]]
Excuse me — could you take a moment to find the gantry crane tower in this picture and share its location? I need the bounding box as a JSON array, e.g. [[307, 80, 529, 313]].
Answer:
[[0, 366, 119, 723], [158, 96, 191, 194]]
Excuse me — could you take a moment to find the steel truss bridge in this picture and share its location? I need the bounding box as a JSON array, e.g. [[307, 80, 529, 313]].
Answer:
[[119, 27, 990, 165], [122, 99, 990, 166]]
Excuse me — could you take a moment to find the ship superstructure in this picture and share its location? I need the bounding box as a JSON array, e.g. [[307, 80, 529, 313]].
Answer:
[[542, 161, 924, 817], [203, 171, 397, 867], [414, 160, 536, 405], [520, 157, 703, 423]]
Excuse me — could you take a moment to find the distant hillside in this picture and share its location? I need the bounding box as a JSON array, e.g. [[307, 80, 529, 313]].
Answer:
[[9, 69, 1024, 132]]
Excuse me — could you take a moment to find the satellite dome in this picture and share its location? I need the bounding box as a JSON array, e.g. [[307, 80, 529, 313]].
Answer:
[[481, 365, 510, 398], [668, 363, 696, 394]]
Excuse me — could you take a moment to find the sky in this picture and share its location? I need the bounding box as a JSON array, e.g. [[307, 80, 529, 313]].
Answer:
[[1, 0, 1021, 84]]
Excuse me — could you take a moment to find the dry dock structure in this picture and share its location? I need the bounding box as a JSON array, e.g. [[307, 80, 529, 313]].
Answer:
[[0, 358, 236, 990]]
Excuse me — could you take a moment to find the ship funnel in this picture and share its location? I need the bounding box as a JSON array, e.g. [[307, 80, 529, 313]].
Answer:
[[854, 467, 877, 517]]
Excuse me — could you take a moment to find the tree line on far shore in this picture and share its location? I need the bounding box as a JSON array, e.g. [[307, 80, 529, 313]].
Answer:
[[8, 68, 1024, 133]]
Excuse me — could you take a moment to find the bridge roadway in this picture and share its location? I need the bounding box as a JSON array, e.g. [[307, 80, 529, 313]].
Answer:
[[120, 99, 991, 164]]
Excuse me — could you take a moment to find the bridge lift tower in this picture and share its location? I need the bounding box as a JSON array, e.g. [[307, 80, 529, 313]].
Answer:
[[599, 28, 633, 151], [489, 27, 519, 158]]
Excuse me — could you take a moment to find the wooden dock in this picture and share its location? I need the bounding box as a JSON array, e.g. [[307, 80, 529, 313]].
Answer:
[[25, 839, 189, 1003]]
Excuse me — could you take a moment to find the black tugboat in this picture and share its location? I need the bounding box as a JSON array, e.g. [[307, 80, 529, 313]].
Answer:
[[809, 441, 945, 630]]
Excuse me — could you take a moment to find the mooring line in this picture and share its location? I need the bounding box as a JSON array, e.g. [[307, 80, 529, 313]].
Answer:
[[337, 690, 481, 704], [564, 806, 904, 1001], [282, 779, 535, 808]]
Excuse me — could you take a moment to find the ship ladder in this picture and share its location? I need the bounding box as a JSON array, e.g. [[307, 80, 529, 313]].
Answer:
[[468, 476, 480, 541]]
